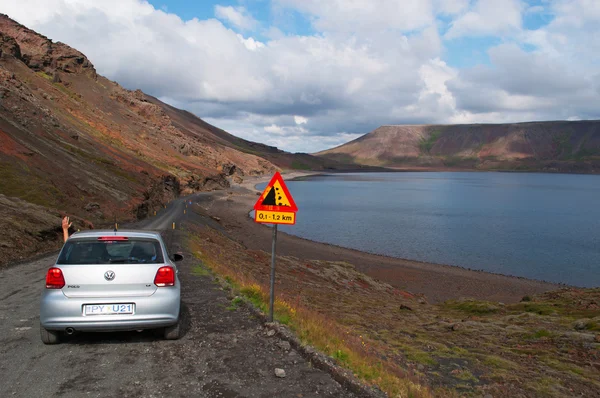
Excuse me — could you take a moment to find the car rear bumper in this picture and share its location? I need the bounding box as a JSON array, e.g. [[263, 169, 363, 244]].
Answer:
[[40, 286, 180, 332]]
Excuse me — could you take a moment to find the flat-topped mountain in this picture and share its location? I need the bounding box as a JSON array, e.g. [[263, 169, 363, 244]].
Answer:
[[316, 121, 600, 173]]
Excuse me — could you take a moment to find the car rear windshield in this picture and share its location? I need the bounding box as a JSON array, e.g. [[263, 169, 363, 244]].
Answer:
[[57, 238, 165, 265]]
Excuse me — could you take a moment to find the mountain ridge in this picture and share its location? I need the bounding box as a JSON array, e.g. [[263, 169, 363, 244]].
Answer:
[[0, 14, 354, 264], [316, 120, 600, 173]]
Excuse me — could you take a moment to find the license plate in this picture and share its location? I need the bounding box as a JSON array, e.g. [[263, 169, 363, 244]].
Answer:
[[84, 304, 134, 315]]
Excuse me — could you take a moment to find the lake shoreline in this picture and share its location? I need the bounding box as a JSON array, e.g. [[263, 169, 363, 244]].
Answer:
[[200, 171, 563, 303]]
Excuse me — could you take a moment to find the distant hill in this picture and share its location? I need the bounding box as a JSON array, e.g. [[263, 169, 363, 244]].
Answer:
[[0, 14, 357, 264], [316, 121, 600, 173]]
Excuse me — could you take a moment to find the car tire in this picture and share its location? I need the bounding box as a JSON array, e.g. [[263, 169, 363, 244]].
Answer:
[[40, 323, 60, 344], [163, 318, 181, 340]]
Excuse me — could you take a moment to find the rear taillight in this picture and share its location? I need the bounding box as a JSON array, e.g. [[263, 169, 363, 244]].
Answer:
[[46, 267, 65, 289], [154, 266, 175, 287]]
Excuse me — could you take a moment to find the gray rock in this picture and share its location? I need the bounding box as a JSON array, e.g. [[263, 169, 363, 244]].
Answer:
[[276, 341, 291, 351], [573, 319, 589, 330], [266, 329, 276, 337], [274, 368, 286, 378], [84, 202, 100, 212]]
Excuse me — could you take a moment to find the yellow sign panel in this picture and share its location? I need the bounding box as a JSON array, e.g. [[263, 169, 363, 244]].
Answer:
[[255, 210, 295, 225]]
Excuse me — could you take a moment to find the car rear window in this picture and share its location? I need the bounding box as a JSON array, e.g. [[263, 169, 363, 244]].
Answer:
[[57, 238, 165, 265]]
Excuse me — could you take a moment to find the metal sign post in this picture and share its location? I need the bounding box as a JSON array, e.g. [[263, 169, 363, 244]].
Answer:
[[253, 172, 298, 323], [269, 225, 278, 322]]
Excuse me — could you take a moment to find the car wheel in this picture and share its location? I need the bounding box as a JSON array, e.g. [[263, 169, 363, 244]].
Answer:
[[40, 323, 60, 344], [163, 319, 181, 340]]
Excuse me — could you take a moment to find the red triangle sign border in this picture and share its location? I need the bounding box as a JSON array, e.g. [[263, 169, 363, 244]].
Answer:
[[254, 172, 298, 212]]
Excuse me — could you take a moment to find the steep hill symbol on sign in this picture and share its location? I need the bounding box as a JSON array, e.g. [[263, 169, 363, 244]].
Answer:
[[254, 172, 298, 212]]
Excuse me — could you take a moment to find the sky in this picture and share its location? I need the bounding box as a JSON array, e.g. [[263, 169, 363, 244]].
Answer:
[[1, 1, 599, 153]]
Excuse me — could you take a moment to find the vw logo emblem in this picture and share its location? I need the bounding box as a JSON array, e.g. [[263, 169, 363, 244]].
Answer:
[[104, 270, 115, 281]]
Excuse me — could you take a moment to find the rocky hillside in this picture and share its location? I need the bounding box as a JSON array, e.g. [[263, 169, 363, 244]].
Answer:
[[0, 15, 347, 264], [316, 122, 600, 173]]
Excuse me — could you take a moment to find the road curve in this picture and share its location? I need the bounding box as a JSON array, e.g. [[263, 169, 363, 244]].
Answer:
[[0, 196, 356, 398]]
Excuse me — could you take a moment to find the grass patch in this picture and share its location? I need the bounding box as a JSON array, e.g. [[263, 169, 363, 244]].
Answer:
[[240, 283, 269, 313], [227, 296, 244, 311], [405, 350, 438, 366], [36, 71, 53, 81], [509, 302, 555, 316], [0, 161, 61, 207], [191, 263, 211, 277], [188, 233, 430, 398], [483, 355, 518, 370], [524, 329, 556, 340], [452, 369, 478, 383], [552, 132, 573, 158], [526, 376, 563, 397], [542, 358, 585, 376], [419, 130, 442, 153], [585, 321, 600, 331], [444, 299, 500, 315], [290, 161, 312, 170]]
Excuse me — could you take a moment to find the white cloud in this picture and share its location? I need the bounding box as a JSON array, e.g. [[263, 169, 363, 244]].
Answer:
[[264, 124, 284, 134], [445, 0, 524, 39], [0, 0, 597, 153], [214, 5, 257, 31], [435, 0, 470, 15], [237, 35, 265, 51], [445, 0, 600, 122], [274, 0, 435, 32], [294, 115, 308, 125]]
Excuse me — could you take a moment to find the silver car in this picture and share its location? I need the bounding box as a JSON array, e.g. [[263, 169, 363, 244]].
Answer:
[[40, 230, 182, 344]]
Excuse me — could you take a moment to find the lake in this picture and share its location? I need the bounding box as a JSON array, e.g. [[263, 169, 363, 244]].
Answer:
[[257, 172, 600, 287]]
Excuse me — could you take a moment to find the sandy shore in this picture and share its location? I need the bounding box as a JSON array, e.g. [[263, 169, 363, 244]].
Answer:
[[203, 171, 562, 303]]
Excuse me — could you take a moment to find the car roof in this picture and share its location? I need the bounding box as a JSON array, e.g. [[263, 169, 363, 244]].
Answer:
[[68, 230, 163, 241]]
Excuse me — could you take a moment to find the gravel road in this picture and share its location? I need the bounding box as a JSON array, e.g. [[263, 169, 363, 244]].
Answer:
[[0, 197, 357, 398]]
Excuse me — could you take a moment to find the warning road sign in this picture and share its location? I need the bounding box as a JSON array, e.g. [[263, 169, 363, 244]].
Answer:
[[254, 172, 297, 225]]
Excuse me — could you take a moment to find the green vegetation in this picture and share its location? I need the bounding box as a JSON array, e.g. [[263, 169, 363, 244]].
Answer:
[[444, 299, 500, 315], [524, 329, 555, 340], [290, 161, 312, 170], [0, 161, 61, 207], [227, 296, 244, 311], [483, 355, 518, 370], [189, 233, 429, 397], [188, 226, 600, 398], [61, 143, 139, 183], [35, 71, 53, 81], [419, 129, 442, 153], [552, 132, 573, 157], [585, 320, 600, 331], [191, 262, 211, 277], [240, 284, 268, 313], [514, 302, 555, 316], [53, 81, 81, 102]]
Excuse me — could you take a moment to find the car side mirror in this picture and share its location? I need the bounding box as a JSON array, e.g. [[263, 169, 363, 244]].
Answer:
[[172, 253, 184, 262]]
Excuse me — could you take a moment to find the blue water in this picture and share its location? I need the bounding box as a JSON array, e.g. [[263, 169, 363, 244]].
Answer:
[[257, 172, 600, 287]]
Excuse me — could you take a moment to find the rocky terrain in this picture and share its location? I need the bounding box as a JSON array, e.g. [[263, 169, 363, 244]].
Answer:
[[316, 122, 600, 173], [0, 14, 356, 265], [187, 188, 600, 398]]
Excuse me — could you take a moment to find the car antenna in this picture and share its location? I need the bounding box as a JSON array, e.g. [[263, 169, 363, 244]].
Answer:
[[114, 216, 118, 233]]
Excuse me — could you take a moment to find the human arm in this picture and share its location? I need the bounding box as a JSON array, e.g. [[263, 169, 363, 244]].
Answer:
[[62, 216, 72, 242]]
